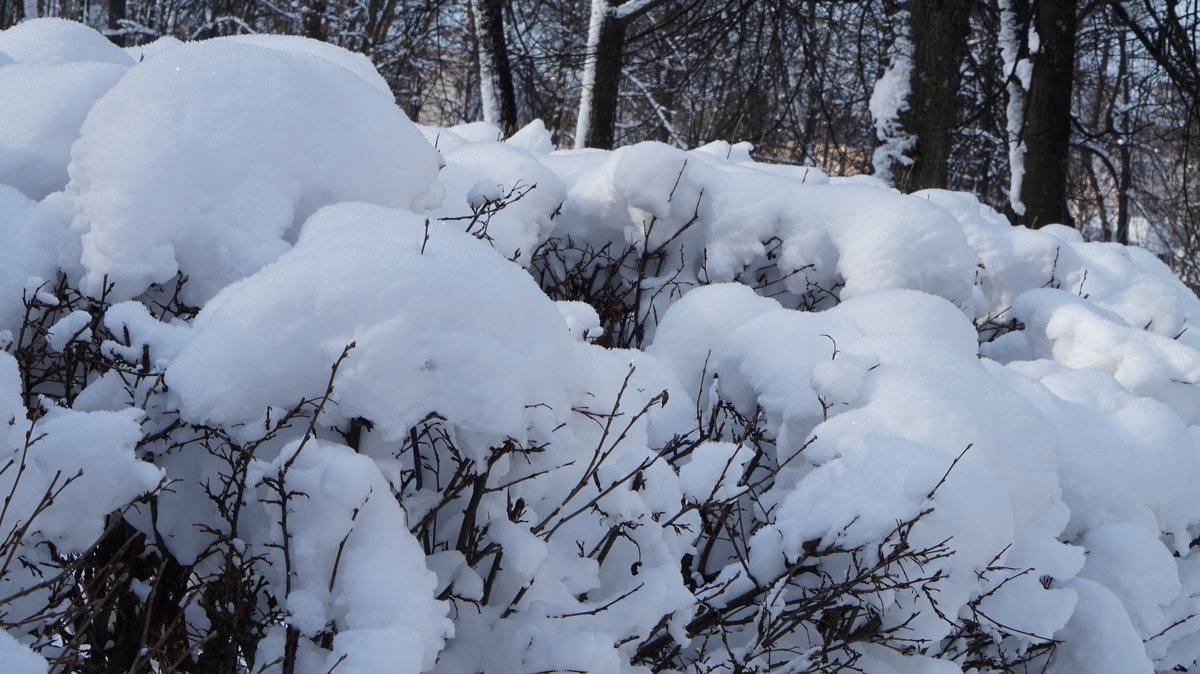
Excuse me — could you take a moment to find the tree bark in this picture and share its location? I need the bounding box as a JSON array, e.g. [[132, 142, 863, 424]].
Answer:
[[474, 0, 519, 135], [999, 0, 1032, 222], [575, 0, 666, 149], [584, 10, 628, 149], [1020, 0, 1079, 228], [302, 0, 327, 40], [896, 0, 971, 192], [107, 0, 127, 46]]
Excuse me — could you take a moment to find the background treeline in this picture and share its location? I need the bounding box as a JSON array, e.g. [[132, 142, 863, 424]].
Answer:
[[5, 0, 1200, 284]]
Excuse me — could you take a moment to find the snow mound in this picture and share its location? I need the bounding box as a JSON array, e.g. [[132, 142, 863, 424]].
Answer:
[[552, 141, 973, 332], [168, 203, 577, 444], [0, 61, 127, 199], [215, 34, 392, 97], [66, 39, 442, 305], [123, 35, 183, 61], [252, 440, 451, 674], [0, 187, 68, 333], [0, 18, 133, 66], [433, 141, 567, 264]]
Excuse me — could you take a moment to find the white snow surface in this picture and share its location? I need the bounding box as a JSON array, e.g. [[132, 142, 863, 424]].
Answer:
[[65, 39, 442, 305], [214, 34, 393, 96], [431, 140, 567, 264], [0, 60, 127, 199], [3, 24, 1200, 674], [167, 203, 580, 446], [0, 18, 134, 66], [252, 439, 451, 674]]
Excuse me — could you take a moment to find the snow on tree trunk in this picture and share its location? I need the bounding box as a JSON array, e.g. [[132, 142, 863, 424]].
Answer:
[[470, 0, 501, 128], [869, 1, 914, 186], [574, 0, 609, 149], [999, 0, 1032, 218], [470, 0, 517, 135]]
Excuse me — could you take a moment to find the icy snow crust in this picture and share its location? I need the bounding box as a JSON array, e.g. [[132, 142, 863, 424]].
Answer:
[[3, 22, 1200, 674]]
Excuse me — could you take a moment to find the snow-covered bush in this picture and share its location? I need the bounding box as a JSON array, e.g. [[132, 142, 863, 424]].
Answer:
[[3, 19, 1200, 674]]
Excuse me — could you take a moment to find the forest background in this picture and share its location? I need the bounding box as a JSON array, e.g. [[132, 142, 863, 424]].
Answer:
[[5, 0, 1199, 283]]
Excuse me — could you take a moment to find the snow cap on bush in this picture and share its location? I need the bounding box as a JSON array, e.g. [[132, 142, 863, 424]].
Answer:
[[0, 20, 131, 200], [168, 203, 579, 445], [66, 39, 443, 305], [0, 18, 133, 66]]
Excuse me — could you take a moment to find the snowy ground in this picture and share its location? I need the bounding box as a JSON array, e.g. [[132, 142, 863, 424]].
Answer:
[[3, 18, 1200, 674]]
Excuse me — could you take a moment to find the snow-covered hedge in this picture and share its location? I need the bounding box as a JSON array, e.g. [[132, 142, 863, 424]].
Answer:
[[2, 18, 1200, 674]]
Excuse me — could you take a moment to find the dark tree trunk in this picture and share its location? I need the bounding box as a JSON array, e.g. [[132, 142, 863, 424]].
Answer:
[[585, 13, 628, 150], [1020, 0, 1079, 228], [302, 2, 326, 41], [897, 0, 972, 192], [107, 0, 127, 46], [476, 0, 519, 135]]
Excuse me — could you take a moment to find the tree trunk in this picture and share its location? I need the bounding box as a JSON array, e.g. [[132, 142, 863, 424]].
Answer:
[[870, 0, 914, 185], [107, 0, 126, 46], [583, 8, 627, 149], [999, 0, 1032, 222], [1020, 0, 1079, 228], [302, 0, 327, 40], [574, 0, 665, 149], [897, 0, 971, 192], [473, 0, 519, 135]]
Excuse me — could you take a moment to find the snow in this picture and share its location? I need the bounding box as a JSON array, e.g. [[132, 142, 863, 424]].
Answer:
[[66, 39, 442, 305], [123, 35, 182, 61], [506, 119, 555, 154], [678, 441, 753, 502], [449, 120, 504, 143], [869, 8, 914, 184], [45, 309, 92, 352], [556, 300, 602, 341], [1050, 578, 1155, 674], [167, 202, 579, 446], [0, 629, 46, 674], [102, 299, 193, 366], [0, 185, 40, 332], [13, 402, 163, 550], [215, 34, 393, 97], [4, 23, 1200, 674], [0, 61, 127, 199], [550, 140, 971, 330], [252, 439, 451, 674], [0, 18, 134, 66], [432, 141, 567, 263], [0, 352, 162, 652]]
